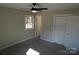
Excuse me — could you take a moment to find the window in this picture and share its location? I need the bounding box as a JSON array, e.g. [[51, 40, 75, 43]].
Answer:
[[25, 15, 34, 29]]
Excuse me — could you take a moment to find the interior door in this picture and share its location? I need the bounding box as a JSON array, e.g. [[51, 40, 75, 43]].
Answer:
[[53, 16, 66, 45], [65, 16, 79, 50]]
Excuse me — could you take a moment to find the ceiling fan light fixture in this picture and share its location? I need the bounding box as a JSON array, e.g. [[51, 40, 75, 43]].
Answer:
[[32, 10, 38, 13]]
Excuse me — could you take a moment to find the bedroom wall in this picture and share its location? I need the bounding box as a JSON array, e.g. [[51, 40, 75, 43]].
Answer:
[[0, 7, 35, 49], [39, 12, 53, 42], [39, 9, 79, 43]]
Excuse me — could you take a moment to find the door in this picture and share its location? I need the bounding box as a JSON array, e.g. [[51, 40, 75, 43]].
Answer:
[[65, 16, 79, 50], [53, 16, 66, 45]]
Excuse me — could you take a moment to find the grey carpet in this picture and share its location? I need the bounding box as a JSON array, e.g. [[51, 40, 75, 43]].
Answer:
[[0, 37, 66, 55]]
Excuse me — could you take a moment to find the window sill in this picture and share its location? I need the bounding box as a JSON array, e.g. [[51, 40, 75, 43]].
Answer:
[[25, 28, 34, 31]]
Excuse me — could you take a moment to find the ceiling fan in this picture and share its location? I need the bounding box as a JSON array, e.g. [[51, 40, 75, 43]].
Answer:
[[21, 3, 48, 13]]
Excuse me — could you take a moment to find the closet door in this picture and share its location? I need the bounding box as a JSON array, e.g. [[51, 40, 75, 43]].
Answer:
[[65, 16, 79, 50], [53, 16, 66, 45]]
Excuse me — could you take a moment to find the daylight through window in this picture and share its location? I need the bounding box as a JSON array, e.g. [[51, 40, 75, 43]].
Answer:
[[25, 16, 34, 29]]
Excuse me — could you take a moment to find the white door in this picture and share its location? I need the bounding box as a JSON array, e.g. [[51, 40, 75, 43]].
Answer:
[[65, 16, 79, 50], [53, 16, 66, 45]]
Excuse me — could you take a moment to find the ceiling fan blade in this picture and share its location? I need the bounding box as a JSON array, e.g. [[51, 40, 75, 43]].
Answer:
[[31, 8, 41, 11], [39, 8, 48, 10], [31, 8, 48, 11]]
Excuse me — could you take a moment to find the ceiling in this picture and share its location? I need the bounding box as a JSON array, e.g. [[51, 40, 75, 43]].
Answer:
[[0, 3, 79, 11]]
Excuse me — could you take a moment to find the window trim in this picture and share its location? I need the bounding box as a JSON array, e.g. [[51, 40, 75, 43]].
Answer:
[[24, 15, 34, 30]]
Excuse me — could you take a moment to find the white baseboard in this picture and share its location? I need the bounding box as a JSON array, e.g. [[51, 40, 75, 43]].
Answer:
[[0, 36, 35, 50], [40, 36, 52, 43], [40, 36, 57, 43]]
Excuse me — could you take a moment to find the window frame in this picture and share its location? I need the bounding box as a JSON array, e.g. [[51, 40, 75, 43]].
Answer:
[[24, 15, 34, 30]]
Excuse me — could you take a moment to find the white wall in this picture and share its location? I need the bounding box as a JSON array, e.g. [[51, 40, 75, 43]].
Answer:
[[39, 9, 79, 51], [35, 16, 42, 36], [0, 7, 35, 50], [39, 12, 53, 42]]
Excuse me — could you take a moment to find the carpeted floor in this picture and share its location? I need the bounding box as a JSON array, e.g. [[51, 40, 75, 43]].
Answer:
[[0, 37, 67, 55]]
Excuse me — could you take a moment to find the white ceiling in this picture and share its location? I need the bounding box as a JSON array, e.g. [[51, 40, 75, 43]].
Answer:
[[0, 3, 79, 11]]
